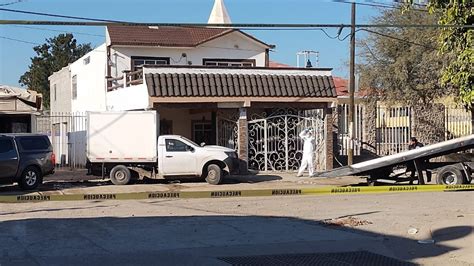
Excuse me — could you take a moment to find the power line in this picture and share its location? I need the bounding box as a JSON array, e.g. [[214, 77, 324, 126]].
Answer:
[[0, 0, 24, 7], [334, 0, 400, 9], [0, 20, 472, 29], [0, 35, 39, 45], [334, 0, 428, 12], [0, 7, 128, 23], [361, 29, 436, 50], [10, 25, 104, 37]]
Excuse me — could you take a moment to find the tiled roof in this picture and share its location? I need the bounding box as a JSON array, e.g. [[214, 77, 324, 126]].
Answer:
[[107, 25, 272, 48], [333, 76, 369, 97], [333, 77, 348, 96], [268, 60, 291, 68], [145, 72, 336, 98], [107, 25, 232, 47]]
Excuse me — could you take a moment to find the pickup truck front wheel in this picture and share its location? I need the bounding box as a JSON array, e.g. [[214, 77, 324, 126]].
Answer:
[[205, 164, 222, 185], [110, 165, 131, 185]]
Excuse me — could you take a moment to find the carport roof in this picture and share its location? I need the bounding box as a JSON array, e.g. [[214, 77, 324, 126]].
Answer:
[[145, 71, 337, 98]]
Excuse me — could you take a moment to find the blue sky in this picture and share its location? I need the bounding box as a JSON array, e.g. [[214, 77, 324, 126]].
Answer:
[[0, 0, 384, 87]]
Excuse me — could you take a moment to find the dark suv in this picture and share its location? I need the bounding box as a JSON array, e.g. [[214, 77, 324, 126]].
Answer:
[[0, 134, 55, 190]]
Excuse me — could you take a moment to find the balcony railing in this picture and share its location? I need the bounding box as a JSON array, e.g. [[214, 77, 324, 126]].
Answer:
[[107, 69, 143, 91]]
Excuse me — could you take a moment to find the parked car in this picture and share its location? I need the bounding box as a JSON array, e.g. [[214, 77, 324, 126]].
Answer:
[[0, 134, 55, 190]]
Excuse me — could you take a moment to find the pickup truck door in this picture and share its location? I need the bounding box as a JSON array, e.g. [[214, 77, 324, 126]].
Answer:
[[162, 138, 197, 175], [0, 137, 19, 179]]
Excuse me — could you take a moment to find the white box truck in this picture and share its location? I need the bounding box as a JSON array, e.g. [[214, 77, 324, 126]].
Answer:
[[86, 111, 239, 185]]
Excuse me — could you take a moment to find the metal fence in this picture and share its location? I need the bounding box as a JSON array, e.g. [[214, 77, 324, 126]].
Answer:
[[34, 112, 87, 169], [445, 106, 472, 140], [338, 104, 364, 156], [336, 104, 472, 157], [375, 106, 412, 156]]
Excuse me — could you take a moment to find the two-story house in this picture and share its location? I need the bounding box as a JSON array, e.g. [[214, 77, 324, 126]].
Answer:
[[48, 0, 338, 172]]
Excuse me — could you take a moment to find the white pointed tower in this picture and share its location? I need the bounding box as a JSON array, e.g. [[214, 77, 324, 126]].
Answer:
[[208, 0, 232, 24]]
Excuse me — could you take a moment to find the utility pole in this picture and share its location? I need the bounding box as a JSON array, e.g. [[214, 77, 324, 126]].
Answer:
[[348, 2, 356, 165]]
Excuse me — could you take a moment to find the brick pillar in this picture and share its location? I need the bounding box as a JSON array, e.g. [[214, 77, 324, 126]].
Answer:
[[324, 106, 334, 170], [238, 107, 249, 174]]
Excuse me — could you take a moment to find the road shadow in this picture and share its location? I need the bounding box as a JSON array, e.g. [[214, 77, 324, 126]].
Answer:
[[0, 215, 471, 265], [0, 173, 284, 194]]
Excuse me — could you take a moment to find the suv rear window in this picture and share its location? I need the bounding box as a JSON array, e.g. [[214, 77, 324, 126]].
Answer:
[[0, 139, 14, 153], [19, 137, 50, 151]]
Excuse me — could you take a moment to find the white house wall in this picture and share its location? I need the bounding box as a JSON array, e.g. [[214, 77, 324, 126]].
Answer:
[[106, 84, 149, 111], [110, 31, 267, 78], [49, 66, 71, 114], [69, 43, 107, 112], [196, 31, 266, 66]]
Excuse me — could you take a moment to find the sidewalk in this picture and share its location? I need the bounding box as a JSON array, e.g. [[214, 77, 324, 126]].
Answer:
[[0, 169, 364, 195]]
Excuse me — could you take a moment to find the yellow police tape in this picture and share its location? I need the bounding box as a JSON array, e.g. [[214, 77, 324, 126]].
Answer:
[[0, 184, 473, 203]]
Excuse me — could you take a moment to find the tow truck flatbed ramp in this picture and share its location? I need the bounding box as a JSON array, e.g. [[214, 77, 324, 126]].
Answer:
[[320, 135, 474, 178]]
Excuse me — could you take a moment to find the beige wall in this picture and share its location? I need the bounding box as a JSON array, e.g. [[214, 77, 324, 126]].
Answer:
[[158, 108, 213, 140]]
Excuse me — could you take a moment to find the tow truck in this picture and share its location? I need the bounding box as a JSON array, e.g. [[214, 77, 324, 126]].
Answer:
[[320, 135, 474, 185]]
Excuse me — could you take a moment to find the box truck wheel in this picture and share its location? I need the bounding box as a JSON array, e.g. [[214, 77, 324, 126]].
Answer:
[[436, 165, 466, 185], [110, 165, 131, 185], [205, 164, 222, 185]]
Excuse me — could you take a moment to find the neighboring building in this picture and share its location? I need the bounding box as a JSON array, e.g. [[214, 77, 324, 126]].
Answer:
[[0, 85, 42, 133], [334, 76, 472, 162], [48, 43, 109, 113]]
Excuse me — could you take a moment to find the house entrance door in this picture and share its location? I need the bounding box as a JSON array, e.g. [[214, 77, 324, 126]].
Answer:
[[247, 109, 326, 172]]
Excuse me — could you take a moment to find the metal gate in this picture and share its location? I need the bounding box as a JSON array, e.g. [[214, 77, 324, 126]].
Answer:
[[247, 109, 326, 172]]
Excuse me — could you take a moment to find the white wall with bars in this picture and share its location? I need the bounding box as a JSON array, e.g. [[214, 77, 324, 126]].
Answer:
[[34, 112, 87, 170]]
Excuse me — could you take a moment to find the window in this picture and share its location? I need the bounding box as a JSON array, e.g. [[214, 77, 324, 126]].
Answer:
[[53, 84, 57, 102], [160, 119, 173, 135], [19, 137, 49, 151], [0, 139, 14, 153], [165, 139, 189, 152], [83, 56, 90, 65], [131, 56, 170, 71], [192, 121, 213, 145], [72, 75, 77, 100], [203, 59, 255, 67]]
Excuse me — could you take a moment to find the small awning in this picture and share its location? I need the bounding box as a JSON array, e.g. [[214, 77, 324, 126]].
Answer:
[[145, 72, 337, 98]]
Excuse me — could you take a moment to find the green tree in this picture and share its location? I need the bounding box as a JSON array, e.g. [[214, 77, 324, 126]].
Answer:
[[415, 1, 473, 109], [358, 8, 452, 105], [19, 33, 92, 109]]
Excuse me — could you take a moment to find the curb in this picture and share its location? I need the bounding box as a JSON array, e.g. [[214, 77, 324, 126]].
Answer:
[[1, 184, 473, 203]]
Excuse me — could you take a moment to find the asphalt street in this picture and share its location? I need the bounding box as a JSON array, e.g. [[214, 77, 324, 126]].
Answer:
[[0, 190, 472, 265]]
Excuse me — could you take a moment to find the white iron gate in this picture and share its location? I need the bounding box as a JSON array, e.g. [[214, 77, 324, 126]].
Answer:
[[247, 109, 326, 172]]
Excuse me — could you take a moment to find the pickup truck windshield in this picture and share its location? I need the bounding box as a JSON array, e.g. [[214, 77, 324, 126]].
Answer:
[[179, 136, 198, 147]]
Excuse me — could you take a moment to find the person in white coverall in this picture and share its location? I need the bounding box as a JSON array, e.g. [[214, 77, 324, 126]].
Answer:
[[297, 129, 315, 177]]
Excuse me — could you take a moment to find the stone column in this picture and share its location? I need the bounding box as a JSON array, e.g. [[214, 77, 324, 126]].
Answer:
[[412, 103, 445, 145], [324, 106, 334, 170], [237, 107, 249, 174], [362, 101, 377, 154]]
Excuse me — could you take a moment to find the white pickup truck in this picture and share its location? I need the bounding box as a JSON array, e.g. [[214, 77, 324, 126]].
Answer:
[[86, 111, 239, 185]]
